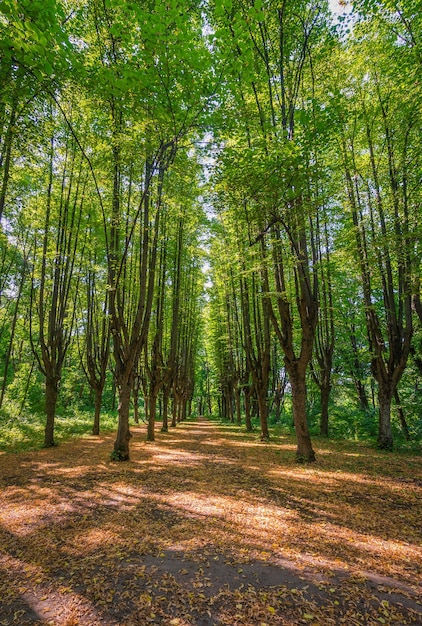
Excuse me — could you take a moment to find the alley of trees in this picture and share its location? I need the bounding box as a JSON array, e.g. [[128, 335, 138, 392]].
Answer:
[[0, 0, 421, 462]]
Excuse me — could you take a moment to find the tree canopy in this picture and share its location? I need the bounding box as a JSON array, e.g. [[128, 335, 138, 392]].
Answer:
[[0, 0, 421, 460]]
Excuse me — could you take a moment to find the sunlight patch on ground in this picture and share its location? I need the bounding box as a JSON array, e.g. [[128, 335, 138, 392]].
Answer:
[[64, 528, 119, 556], [0, 498, 77, 536], [48, 464, 94, 477], [138, 448, 208, 465]]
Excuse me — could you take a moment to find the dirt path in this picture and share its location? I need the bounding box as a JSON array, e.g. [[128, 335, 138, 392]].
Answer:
[[0, 418, 421, 625]]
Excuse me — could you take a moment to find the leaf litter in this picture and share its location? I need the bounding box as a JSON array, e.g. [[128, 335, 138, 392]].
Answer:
[[0, 417, 421, 625]]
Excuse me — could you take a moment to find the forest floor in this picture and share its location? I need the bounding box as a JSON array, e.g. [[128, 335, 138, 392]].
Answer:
[[0, 417, 421, 626]]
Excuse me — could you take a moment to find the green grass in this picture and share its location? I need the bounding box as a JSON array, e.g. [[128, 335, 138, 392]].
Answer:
[[0, 402, 118, 453]]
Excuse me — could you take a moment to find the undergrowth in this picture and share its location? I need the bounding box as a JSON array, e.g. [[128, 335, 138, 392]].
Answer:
[[0, 401, 118, 453]]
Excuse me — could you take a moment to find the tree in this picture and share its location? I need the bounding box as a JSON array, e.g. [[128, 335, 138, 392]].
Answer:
[[209, 0, 336, 461], [29, 116, 86, 447], [336, 11, 420, 447]]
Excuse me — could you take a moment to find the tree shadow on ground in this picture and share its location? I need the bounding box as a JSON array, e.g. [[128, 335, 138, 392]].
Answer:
[[0, 419, 421, 625]]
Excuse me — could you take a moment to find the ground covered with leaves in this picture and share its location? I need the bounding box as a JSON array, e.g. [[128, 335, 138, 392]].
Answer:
[[0, 417, 421, 625]]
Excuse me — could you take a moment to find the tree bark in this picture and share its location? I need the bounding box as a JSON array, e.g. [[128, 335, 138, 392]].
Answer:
[[319, 382, 331, 437], [44, 376, 59, 448], [235, 387, 242, 426], [377, 383, 394, 450], [92, 386, 102, 436], [147, 392, 157, 441], [161, 390, 169, 432], [394, 389, 410, 441], [113, 379, 132, 460], [289, 368, 316, 462], [257, 387, 269, 440], [244, 385, 253, 431]]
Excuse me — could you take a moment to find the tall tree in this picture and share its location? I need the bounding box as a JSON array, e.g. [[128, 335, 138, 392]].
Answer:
[[336, 11, 420, 447], [29, 118, 85, 447]]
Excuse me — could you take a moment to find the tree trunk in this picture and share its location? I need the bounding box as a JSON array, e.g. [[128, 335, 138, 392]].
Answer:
[[133, 383, 140, 424], [394, 389, 410, 441], [355, 379, 370, 412], [244, 386, 253, 431], [274, 395, 281, 422], [92, 386, 102, 435], [319, 383, 331, 437], [0, 255, 25, 409], [113, 380, 132, 460], [19, 357, 35, 416], [44, 376, 58, 448], [147, 392, 157, 441], [257, 387, 269, 440], [377, 384, 394, 450], [171, 395, 177, 427], [161, 389, 169, 432], [289, 370, 316, 462], [181, 399, 187, 422], [235, 388, 242, 426]]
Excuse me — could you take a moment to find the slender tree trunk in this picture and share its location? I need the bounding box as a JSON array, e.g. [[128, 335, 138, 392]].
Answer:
[[319, 383, 331, 437], [133, 383, 140, 424], [112, 379, 116, 411], [394, 389, 410, 441], [0, 102, 16, 221], [235, 388, 242, 426], [161, 389, 169, 432], [44, 376, 59, 448], [274, 394, 281, 422], [92, 386, 102, 435], [133, 402, 139, 425], [257, 387, 269, 440], [0, 258, 25, 408], [171, 395, 177, 427], [18, 357, 34, 415], [355, 379, 370, 412], [147, 392, 157, 441], [207, 377, 212, 415], [244, 386, 253, 431], [226, 386, 234, 422]]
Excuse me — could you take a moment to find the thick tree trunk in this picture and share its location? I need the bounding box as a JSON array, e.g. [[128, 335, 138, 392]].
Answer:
[[44, 377, 58, 448], [319, 383, 331, 437], [289, 371, 316, 462], [92, 386, 102, 435], [181, 399, 187, 422], [377, 384, 394, 450], [113, 380, 132, 460]]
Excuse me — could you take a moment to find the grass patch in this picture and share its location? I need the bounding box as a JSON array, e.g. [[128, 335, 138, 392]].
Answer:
[[0, 401, 118, 453]]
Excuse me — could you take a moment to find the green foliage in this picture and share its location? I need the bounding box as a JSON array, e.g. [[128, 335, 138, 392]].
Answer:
[[0, 403, 118, 453], [0, 0, 421, 454], [110, 448, 128, 462]]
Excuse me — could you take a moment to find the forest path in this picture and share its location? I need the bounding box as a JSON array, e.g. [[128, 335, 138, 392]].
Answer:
[[0, 417, 421, 625]]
